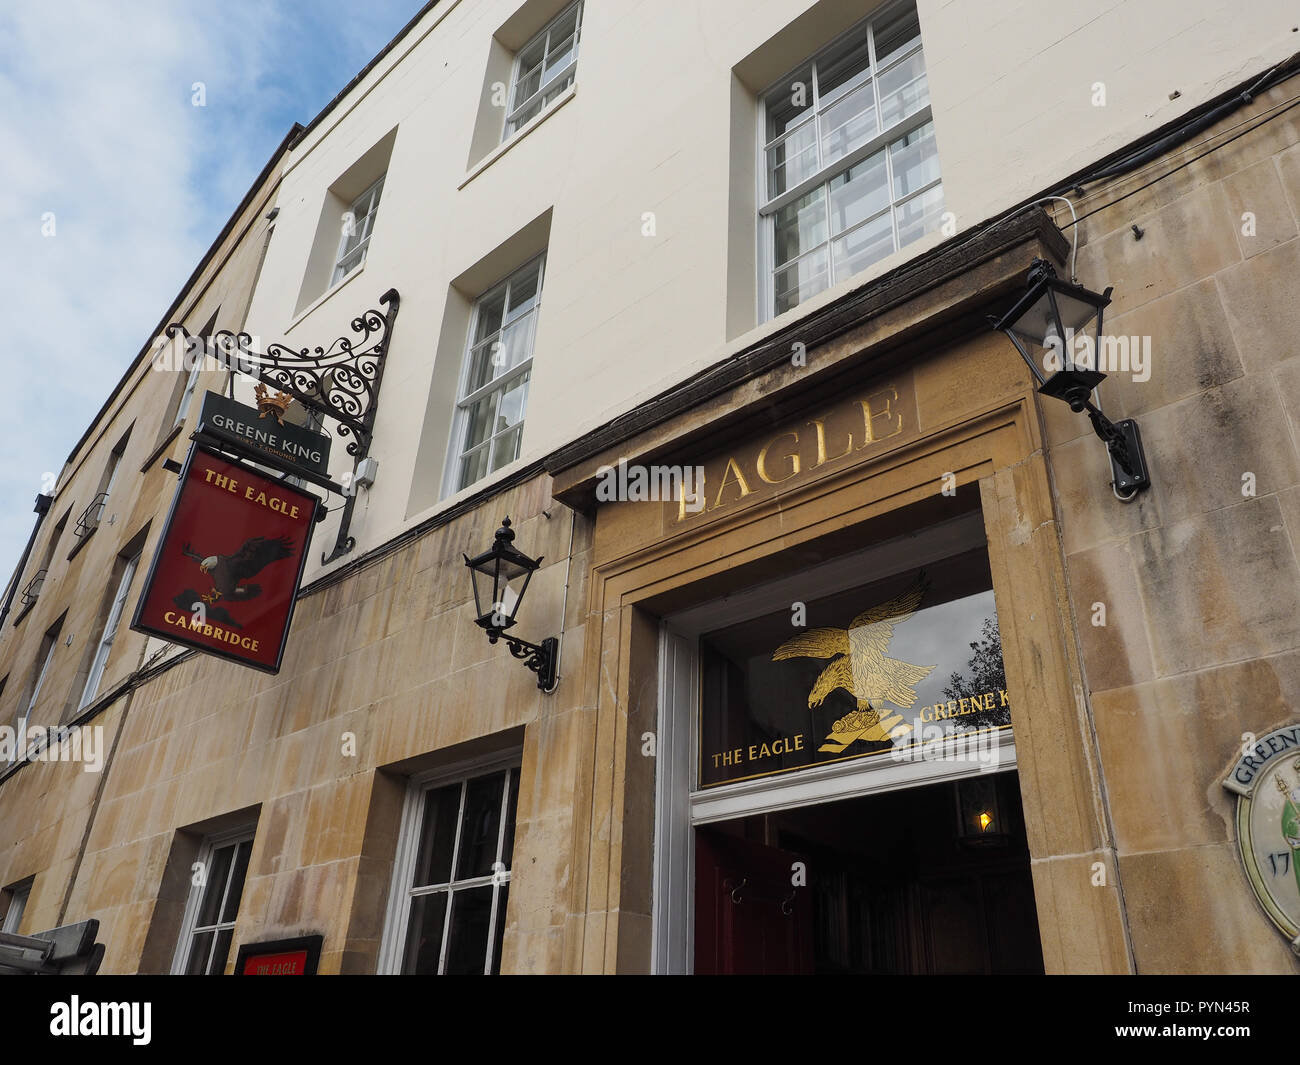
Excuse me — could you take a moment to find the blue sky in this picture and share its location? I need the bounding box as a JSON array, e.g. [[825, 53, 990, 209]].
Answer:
[[0, 0, 427, 596]]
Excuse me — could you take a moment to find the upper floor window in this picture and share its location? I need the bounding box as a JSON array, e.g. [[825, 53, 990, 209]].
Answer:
[[15, 620, 61, 741], [79, 551, 140, 710], [1, 882, 30, 934], [332, 175, 386, 287], [447, 255, 544, 494], [172, 829, 254, 974], [759, 0, 942, 318], [504, 1, 582, 139], [173, 359, 203, 428]]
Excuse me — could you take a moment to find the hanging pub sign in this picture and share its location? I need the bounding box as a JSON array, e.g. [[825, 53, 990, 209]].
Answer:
[[1222, 724, 1300, 953], [198, 389, 331, 477], [234, 935, 323, 975], [130, 443, 319, 673]]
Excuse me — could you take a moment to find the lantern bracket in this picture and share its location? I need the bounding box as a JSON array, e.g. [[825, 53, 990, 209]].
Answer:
[[488, 630, 559, 693]]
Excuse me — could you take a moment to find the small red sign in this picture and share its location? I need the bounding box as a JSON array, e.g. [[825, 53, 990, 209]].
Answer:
[[131, 444, 319, 673], [242, 949, 309, 975]]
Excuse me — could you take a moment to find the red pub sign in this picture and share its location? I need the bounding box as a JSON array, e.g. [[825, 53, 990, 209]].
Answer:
[[234, 935, 323, 975], [131, 444, 319, 673]]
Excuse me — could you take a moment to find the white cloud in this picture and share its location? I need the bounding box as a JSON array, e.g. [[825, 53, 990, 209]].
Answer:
[[0, 0, 422, 613]]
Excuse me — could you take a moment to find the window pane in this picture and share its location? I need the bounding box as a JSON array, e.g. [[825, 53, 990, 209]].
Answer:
[[463, 392, 498, 452], [816, 35, 873, 106], [773, 188, 828, 267], [514, 48, 544, 105], [873, 0, 922, 68], [889, 121, 940, 198], [548, 4, 579, 45], [828, 150, 889, 236], [467, 338, 500, 394], [186, 931, 214, 975], [210, 929, 234, 975], [219, 840, 252, 923], [831, 211, 896, 278], [765, 65, 814, 141], [878, 49, 928, 129], [456, 772, 507, 880], [491, 426, 523, 473], [542, 73, 574, 107], [402, 891, 448, 974], [473, 288, 506, 346], [820, 80, 877, 166], [496, 373, 530, 434], [506, 260, 543, 319], [458, 447, 489, 491], [196, 844, 235, 927], [767, 119, 818, 198], [413, 784, 461, 888], [490, 883, 510, 975], [444, 886, 494, 975], [509, 98, 542, 132], [896, 183, 946, 247], [773, 246, 829, 315], [544, 34, 576, 85], [497, 316, 537, 376]]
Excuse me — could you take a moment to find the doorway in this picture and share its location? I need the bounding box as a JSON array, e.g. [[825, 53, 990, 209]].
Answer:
[[694, 773, 1043, 974], [652, 509, 1045, 974]]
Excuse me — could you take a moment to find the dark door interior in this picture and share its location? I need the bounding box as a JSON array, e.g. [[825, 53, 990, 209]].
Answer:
[[694, 771, 1044, 974]]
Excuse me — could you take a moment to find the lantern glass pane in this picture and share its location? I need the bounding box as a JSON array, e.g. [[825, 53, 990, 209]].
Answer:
[[1006, 289, 1057, 354], [1051, 287, 1104, 334]]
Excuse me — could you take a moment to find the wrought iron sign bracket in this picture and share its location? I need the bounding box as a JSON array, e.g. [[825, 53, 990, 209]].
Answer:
[[165, 289, 400, 564]]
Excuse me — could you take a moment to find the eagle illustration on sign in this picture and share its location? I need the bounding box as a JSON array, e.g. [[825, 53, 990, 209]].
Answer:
[[182, 536, 295, 604], [773, 574, 935, 754]]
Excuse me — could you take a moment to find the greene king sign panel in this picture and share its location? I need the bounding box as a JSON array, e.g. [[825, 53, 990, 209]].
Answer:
[[131, 444, 319, 673], [199, 391, 330, 476]]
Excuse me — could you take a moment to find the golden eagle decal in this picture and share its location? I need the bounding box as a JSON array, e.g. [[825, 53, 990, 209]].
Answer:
[[772, 574, 935, 753]]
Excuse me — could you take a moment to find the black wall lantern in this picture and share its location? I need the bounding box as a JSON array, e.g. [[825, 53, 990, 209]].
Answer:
[[464, 517, 559, 692], [990, 259, 1151, 499]]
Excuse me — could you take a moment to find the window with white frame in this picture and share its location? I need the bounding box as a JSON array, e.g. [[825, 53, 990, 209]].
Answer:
[[172, 830, 254, 975], [79, 552, 140, 710], [15, 623, 60, 741], [382, 760, 520, 975], [759, 0, 942, 318], [173, 358, 203, 429], [331, 175, 386, 287], [447, 255, 544, 494], [503, 1, 582, 139], [2, 882, 30, 934]]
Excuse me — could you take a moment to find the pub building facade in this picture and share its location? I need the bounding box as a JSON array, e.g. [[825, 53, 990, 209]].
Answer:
[[2, 0, 1300, 975]]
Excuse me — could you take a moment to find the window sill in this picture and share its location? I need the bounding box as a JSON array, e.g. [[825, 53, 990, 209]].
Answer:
[[288, 260, 367, 334], [12, 599, 36, 628], [67, 525, 97, 562], [140, 422, 185, 474], [460, 84, 577, 191]]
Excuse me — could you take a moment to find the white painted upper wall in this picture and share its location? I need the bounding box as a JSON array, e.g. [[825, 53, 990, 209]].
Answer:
[[242, 0, 1298, 578]]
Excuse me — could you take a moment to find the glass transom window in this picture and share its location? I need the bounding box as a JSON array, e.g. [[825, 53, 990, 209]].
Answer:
[[448, 255, 544, 494], [504, 1, 582, 139], [760, 0, 942, 318]]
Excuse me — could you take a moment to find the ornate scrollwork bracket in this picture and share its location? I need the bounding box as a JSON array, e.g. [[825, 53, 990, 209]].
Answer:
[[163, 289, 400, 564]]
